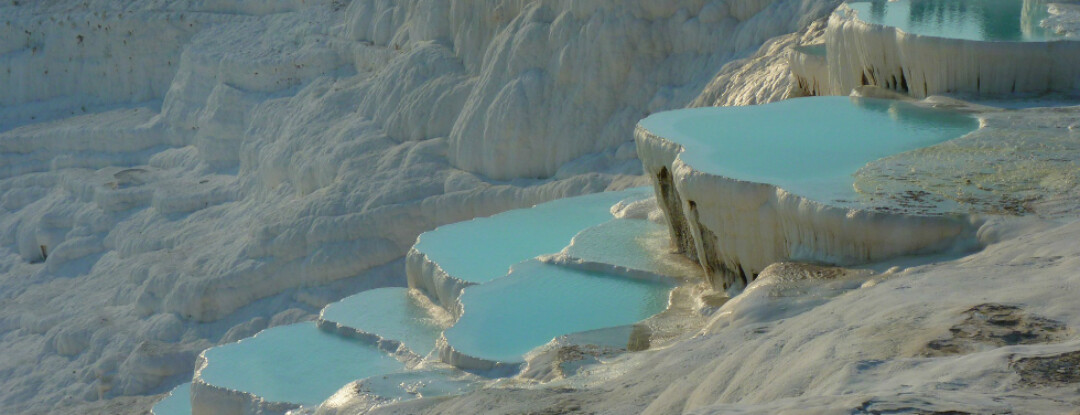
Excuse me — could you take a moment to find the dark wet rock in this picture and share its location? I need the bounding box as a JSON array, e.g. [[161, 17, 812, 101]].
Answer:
[[1012, 350, 1080, 387], [854, 396, 980, 415], [923, 304, 1072, 356]]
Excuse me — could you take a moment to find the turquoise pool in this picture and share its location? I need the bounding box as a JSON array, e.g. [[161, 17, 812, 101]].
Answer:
[[198, 322, 403, 406], [414, 188, 652, 284], [846, 0, 1060, 41], [638, 96, 978, 203], [443, 260, 673, 363], [320, 287, 445, 357], [151, 383, 190, 415], [563, 219, 687, 277]]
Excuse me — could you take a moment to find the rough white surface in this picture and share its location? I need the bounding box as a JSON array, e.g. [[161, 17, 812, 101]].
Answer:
[[854, 101, 1080, 217], [314, 367, 479, 415], [1045, 2, 1080, 37], [692, 19, 829, 107], [826, 4, 1080, 97], [786, 43, 827, 96]]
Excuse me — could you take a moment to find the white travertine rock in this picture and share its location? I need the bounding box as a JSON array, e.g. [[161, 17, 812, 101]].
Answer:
[[825, 3, 1080, 97], [634, 104, 983, 291], [693, 18, 831, 107], [787, 43, 828, 96]]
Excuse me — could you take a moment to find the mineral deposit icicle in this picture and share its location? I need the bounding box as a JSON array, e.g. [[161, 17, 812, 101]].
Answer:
[[825, 0, 1080, 97]]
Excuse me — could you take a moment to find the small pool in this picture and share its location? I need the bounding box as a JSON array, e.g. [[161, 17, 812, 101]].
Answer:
[[443, 260, 673, 363], [352, 368, 477, 402], [846, 0, 1060, 41], [198, 322, 403, 406], [638, 96, 978, 203], [320, 287, 446, 357], [414, 188, 652, 284], [151, 383, 191, 415], [562, 219, 693, 277]]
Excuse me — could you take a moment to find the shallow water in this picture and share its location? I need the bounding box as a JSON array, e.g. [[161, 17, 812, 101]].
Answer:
[[444, 260, 673, 363], [563, 219, 688, 277], [151, 383, 190, 415], [847, 0, 1059, 41], [414, 188, 652, 283], [320, 287, 445, 357], [198, 322, 403, 406], [638, 96, 978, 203], [353, 368, 477, 402]]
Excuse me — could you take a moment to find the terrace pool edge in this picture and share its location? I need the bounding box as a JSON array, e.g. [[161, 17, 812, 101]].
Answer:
[[635, 98, 984, 291], [825, 3, 1080, 97]]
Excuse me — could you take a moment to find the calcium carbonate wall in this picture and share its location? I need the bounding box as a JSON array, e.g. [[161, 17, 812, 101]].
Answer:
[[787, 44, 827, 96], [823, 4, 1080, 97], [635, 124, 979, 291]]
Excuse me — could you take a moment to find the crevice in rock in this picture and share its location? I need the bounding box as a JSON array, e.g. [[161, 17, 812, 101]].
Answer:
[[923, 303, 1072, 357], [656, 167, 696, 261], [686, 200, 747, 291], [1012, 350, 1080, 386]]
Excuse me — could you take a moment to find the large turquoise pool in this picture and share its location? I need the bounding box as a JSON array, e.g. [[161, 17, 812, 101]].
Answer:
[[638, 96, 978, 203], [443, 260, 673, 363], [198, 322, 403, 406], [846, 0, 1060, 42], [414, 188, 652, 284]]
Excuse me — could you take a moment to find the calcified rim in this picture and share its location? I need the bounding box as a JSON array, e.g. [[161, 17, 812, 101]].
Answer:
[[839, 1, 1079, 43], [636, 96, 982, 215]]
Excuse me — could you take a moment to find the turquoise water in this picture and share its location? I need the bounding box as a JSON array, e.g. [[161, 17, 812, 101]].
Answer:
[[564, 219, 680, 277], [151, 383, 190, 415], [847, 0, 1059, 41], [638, 96, 978, 202], [414, 188, 652, 283], [443, 260, 673, 363], [320, 287, 444, 357], [353, 368, 477, 401], [198, 322, 403, 406]]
